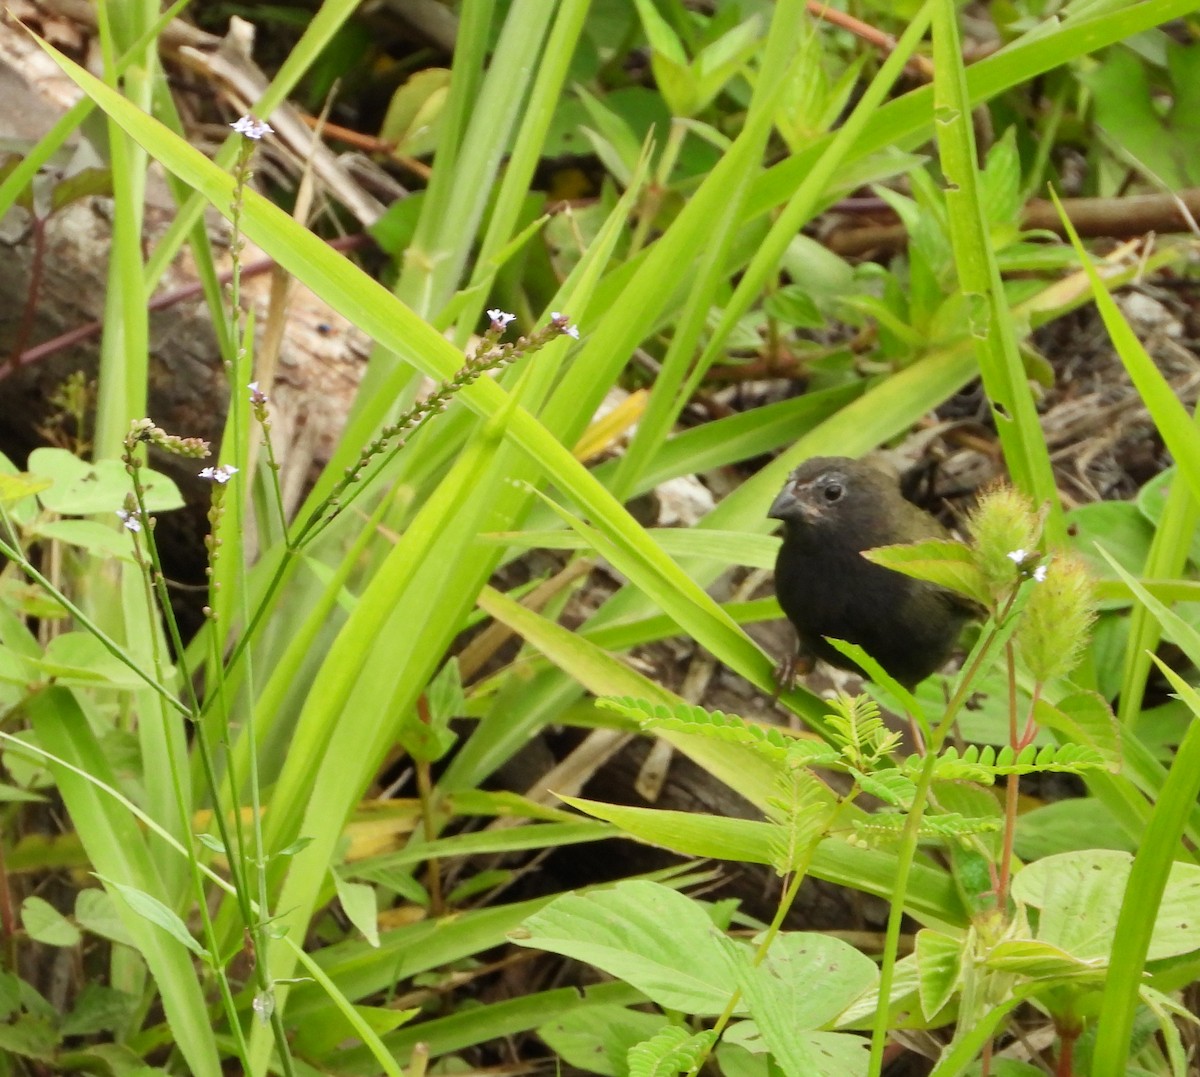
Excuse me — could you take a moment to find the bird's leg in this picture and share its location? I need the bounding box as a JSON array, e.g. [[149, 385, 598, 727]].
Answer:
[[773, 633, 816, 700]]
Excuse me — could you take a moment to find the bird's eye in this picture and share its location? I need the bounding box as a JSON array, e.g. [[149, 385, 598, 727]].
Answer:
[[822, 482, 843, 503]]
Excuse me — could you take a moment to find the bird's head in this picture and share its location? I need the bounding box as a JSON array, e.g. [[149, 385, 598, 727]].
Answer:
[[768, 456, 888, 535]]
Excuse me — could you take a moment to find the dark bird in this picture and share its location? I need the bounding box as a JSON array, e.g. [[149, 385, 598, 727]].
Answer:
[[769, 456, 974, 688]]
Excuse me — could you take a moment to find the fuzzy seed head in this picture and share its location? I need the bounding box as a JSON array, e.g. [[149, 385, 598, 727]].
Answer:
[[967, 485, 1042, 595], [1016, 552, 1096, 682]]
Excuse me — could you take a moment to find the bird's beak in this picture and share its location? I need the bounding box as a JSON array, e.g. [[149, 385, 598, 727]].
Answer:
[[770, 484, 822, 522], [768, 486, 799, 520]]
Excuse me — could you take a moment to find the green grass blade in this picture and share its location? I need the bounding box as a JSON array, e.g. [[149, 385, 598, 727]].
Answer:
[[477, 584, 782, 808], [932, 0, 1060, 533], [396, 0, 555, 316], [143, 0, 363, 287], [1092, 661, 1200, 1077], [29, 689, 222, 1077]]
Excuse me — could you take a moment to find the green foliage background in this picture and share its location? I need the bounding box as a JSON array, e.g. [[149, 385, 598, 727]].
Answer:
[[1, 1, 1200, 1076]]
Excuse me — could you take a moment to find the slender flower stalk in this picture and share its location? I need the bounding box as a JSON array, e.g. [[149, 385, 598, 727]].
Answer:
[[296, 314, 581, 547], [223, 115, 296, 1071]]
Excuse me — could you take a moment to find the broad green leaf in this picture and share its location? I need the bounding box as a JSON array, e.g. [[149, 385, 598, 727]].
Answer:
[[0, 1015, 58, 1061], [379, 69, 451, 158], [1013, 798, 1135, 862], [733, 930, 877, 1034], [863, 539, 989, 606], [36, 632, 153, 689], [21, 895, 81, 947], [0, 645, 38, 687], [96, 875, 209, 962], [29, 449, 183, 515], [1083, 49, 1196, 190], [32, 519, 138, 562], [1014, 850, 1200, 962], [75, 888, 136, 947], [539, 1005, 668, 1077], [0, 973, 18, 1019], [1068, 500, 1156, 590], [59, 983, 138, 1037], [0, 471, 53, 507], [515, 880, 742, 1015], [914, 929, 962, 1021], [333, 873, 379, 949]]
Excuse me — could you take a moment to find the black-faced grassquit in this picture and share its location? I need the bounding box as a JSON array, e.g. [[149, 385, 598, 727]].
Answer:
[[769, 456, 974, 688]]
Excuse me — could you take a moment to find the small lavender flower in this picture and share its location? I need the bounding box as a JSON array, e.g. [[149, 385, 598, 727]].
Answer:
[[1007, 546, 1051, 582], [230, 116, 274, 140], [199, 464, 239, 484], [249, 381, 268, 405], [487, 309, 516, 332], [1008, 546, 1049, 582], [117, 509, 141, 533], [550, 311, 580, 339]]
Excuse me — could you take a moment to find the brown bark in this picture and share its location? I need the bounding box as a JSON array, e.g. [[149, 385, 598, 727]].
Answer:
[[0, 18, 369, 586]]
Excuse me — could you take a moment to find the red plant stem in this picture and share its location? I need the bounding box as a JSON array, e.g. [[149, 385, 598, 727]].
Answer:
[[1057, 1029, 1077, 1076], [1, 232, 368, 380], [806, 1, 934, 78], [997, 643, 1021, 909], [8, 216, 48, 375]]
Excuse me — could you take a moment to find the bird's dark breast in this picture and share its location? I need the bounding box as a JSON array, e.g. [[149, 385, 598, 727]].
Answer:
[[774, 533, 963, 685]]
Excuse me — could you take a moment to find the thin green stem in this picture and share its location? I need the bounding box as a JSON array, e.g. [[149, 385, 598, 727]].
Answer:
[[293, 326, 555, 550], [687, 790, 857, 1077], [254, 407, 292, 551], [628, 119, 687, 256], [194, 325, 565, 724], [0, 530, 188, 716], [868, 594, 1020, 1076], [222, 139, 296, 1077], [123, 468, 251, 1067], [0, 730, 403, 1077], [683, 866, 810, 1077]]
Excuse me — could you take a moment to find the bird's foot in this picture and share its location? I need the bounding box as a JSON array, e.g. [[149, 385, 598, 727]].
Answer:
[[773, 650, 815, 700]]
